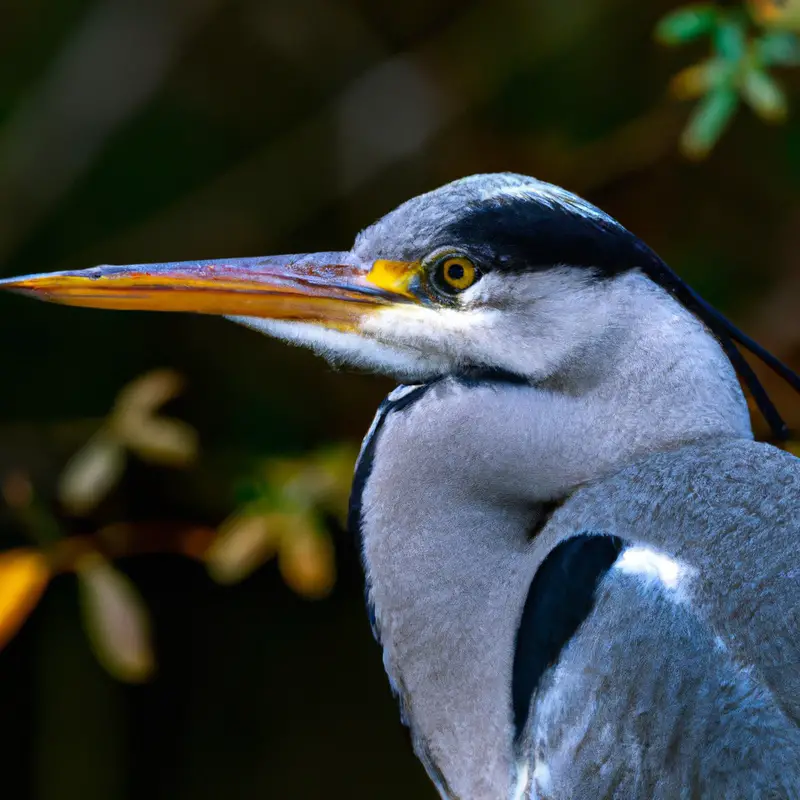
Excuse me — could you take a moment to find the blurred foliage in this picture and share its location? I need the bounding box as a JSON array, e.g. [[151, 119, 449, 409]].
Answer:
[[58, 369, 198, 515], [208, 444, 354, 594], [0, 370, 352, 684], [0, 0, 799, 798], [657, 0, 800, 157]]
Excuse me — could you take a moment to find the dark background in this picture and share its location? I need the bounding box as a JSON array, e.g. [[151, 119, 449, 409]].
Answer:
[[1, 1, 799, 798]]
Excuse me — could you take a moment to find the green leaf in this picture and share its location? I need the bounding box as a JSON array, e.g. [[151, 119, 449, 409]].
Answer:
[[656, 5, 719, 45], [756, 30, 800, 65], [741, 67, 788, 121], [714, 17, 748, 61], [680, 87, 739, 158]]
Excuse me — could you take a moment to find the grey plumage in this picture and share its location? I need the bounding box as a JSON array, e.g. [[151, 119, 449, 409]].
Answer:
[[4, 173, 799, 798]]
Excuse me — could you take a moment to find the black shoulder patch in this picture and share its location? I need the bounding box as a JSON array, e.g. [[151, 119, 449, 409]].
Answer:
[[512, 532, 625, 745]]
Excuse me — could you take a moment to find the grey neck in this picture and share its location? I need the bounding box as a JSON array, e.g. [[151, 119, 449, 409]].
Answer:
[[353, 274, 752, 799]]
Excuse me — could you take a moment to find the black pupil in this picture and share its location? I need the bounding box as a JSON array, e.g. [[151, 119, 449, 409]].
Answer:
[[446, 262, 465, 282]]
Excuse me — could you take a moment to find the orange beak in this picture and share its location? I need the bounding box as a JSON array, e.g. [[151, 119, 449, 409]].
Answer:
[[0, 253, 420, 330]]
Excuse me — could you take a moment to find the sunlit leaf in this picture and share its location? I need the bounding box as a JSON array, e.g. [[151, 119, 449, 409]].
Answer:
[[670, 59, 733, 100], [206, 511, 283, 584], [278, 520, 336, 600], [124, 417, 199, 467], [58, 434, 127, 515], [756, 30, 800, 64], [76, 553, 155, 683], [741, 66, 788, 121], [680, 87, 739, 158], [0, 548, 50, 651], [656, 5, 718, 44], [109, 369, 198, 467], [112, 369, 185, 420]]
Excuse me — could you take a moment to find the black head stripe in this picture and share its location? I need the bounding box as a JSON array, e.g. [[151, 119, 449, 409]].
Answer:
[[443, 196, 661, 278]]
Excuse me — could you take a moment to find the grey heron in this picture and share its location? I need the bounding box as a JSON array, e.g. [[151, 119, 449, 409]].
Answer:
[[3, 173, 800, 798]]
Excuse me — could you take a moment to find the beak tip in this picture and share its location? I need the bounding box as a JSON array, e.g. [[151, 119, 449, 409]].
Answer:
[[0, 275, 44, 297], [0, 277, 29, 293]]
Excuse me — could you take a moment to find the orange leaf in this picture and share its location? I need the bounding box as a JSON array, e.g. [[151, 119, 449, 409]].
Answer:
[[0, 549, 50, 651]]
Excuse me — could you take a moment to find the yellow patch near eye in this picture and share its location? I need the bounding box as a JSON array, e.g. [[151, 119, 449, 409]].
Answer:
[[439, 256, 477, 291], [366, 259, 420, 298]]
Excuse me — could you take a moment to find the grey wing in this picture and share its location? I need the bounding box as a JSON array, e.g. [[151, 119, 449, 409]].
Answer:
[[520, 552, 800, 800]]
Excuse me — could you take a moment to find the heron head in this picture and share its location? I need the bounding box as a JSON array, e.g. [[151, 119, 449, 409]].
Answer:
[[2, 173, 798, 436], [0, 174, 667, 381]]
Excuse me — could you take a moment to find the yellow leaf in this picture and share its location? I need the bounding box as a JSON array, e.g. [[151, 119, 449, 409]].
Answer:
[[0, 549, 50, 651], [58, 433, 126, 515], [278, 521, 336, 600], [206, 511, 284, 585], [76, 553, 155, 683]]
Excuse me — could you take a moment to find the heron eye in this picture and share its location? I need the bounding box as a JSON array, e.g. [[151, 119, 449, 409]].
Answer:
[[432, 255, 479, 295]]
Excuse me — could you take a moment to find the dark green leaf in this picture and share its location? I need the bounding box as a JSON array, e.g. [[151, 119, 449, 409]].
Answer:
[[655, 5, 719, 45]]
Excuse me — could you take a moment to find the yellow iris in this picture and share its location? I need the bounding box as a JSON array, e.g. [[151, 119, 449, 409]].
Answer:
[[438, 256, 477, 292]]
